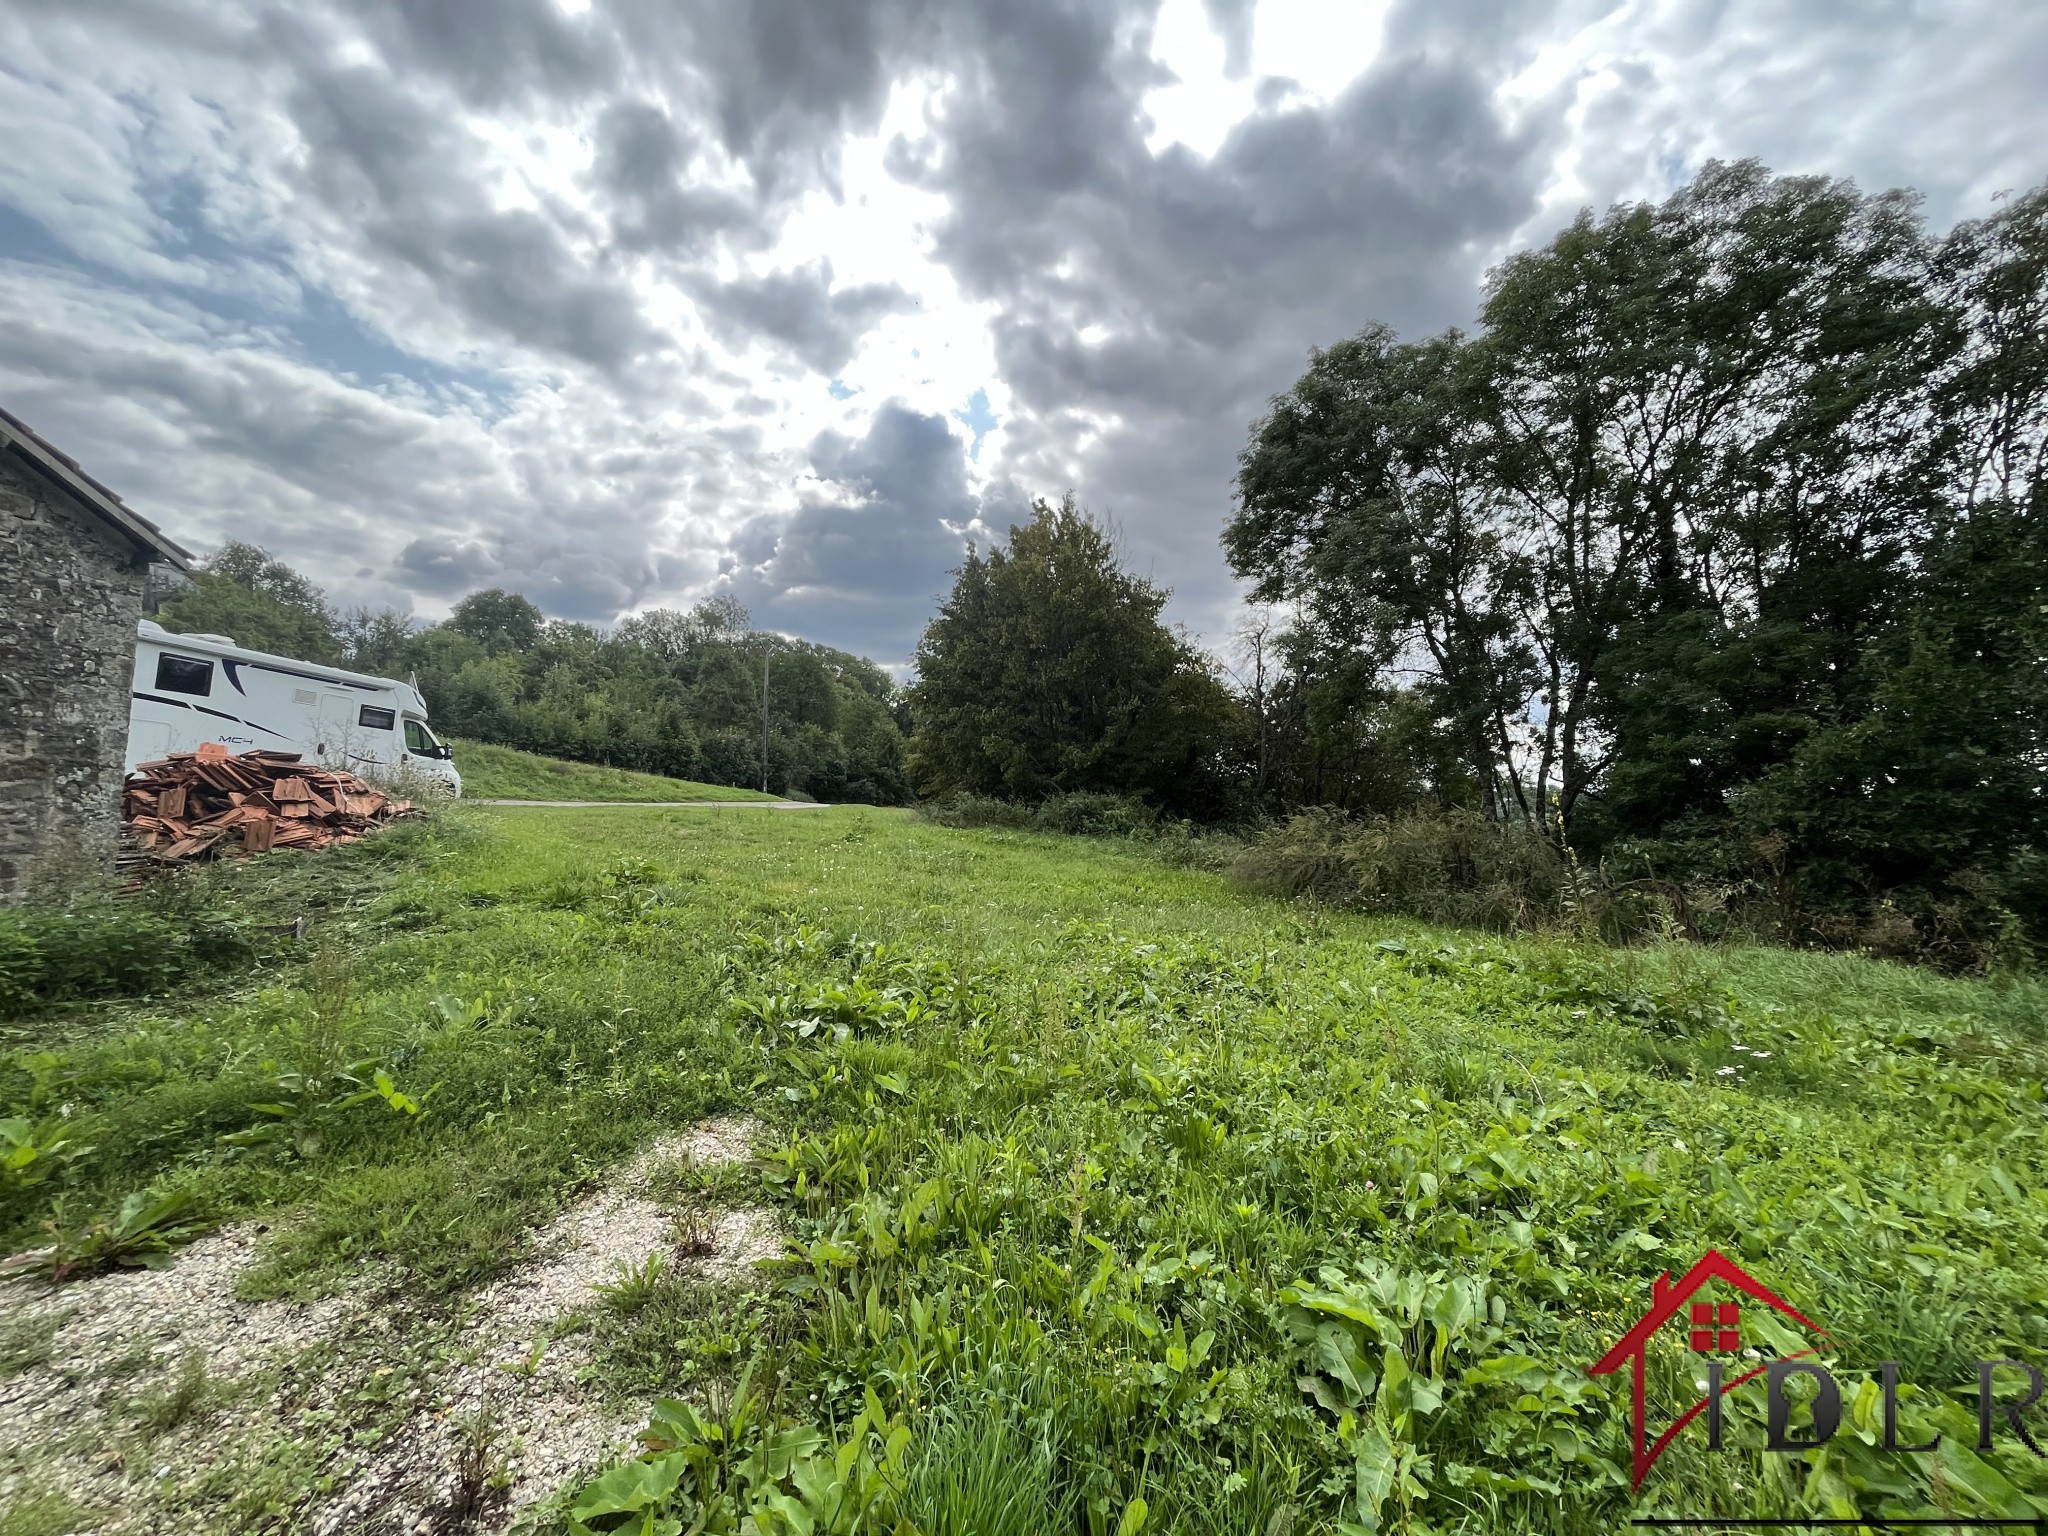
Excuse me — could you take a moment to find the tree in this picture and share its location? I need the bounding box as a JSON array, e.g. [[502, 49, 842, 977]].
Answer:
[[910, 495, 1239, 814], [1231, 161, 1958, 838], [1481, 161, 1950, 846], [1735, 499, 2048, 954], [1225, 159, 2048, 958], [613, 596, 752, 660], [447, 589, 544, 653], [337, 607, 418, 675], [156, 541, 341, 662], [1731, 187, 2048, 952], [1226, 328, 1530, 818], [165, 541, 913, 803]]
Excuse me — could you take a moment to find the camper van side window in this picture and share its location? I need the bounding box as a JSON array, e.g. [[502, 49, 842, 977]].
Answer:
[[358, 705, 397, 731], [155, 654, 213, 696]]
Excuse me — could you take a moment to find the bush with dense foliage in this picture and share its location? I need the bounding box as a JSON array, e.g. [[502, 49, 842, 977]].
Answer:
[[0, 898, 251, 1015]]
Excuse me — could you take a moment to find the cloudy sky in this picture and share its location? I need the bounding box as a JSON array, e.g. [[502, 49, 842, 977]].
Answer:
[[5, 0, 2045, 667]]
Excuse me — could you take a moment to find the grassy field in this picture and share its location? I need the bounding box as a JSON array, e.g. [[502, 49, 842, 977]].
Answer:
[[450, 738, 781, 801], [2, 807, 2046, 1533]]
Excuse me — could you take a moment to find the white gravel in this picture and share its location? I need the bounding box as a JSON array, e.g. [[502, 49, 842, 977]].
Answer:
[[0, 1224, 362, 1528], [0, 1116, 777, 1535]]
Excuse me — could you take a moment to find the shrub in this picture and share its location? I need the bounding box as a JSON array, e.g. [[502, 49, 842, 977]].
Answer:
[[1029, 793, 1156, 838], [921, 792, 1157, 838], [1225, 807, 1715, 944], [0, 901, 252, 1016], [1226, 809, 1570, 929], [922, 794, 1034, 830]]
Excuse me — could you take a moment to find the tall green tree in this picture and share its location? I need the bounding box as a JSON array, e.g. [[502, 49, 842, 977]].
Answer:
[[910, 495, 1239, 815], [446, 589, 545, 653], [1226, 159, 2048, 958], [1482, 161, 1952, 844], [1226, 328, 1529, 817], [1735, 187, 2048, 950], [156, 541, 342, 662]]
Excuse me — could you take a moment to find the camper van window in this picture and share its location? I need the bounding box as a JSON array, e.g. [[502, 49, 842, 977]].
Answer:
[[155, 654, 213, 696], [358, 705, 397, 731], [404, 719, 433, 752]]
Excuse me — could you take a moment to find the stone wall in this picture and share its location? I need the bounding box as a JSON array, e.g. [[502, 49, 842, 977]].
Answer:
[[0, 450, 149, 902]]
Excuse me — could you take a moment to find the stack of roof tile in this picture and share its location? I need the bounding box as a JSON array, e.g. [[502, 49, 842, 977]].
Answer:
[[123, 743, 420, 861]]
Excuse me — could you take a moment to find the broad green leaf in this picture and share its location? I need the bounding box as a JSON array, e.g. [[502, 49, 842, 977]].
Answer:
[[568, 1454, 688, 1520], [1350, 1424, 1399, 1531]]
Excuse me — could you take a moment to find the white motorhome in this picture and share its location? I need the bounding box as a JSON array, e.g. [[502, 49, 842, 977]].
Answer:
[[127, 621, 461, 794]]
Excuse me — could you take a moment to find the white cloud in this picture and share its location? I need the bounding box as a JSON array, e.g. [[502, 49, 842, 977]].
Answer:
[[1143, 0, 1394, 158], [0, 0, 2042, 672]]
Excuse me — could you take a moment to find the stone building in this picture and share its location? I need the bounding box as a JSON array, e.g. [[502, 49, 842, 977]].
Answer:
[[1, 406, 191, 901]]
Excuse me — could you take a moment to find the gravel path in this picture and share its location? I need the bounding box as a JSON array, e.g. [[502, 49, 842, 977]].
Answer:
[[0, 1116, 775, 1536]]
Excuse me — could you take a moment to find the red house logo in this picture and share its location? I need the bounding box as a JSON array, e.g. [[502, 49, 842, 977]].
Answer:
[[1588, 1249, 1828, 1488]]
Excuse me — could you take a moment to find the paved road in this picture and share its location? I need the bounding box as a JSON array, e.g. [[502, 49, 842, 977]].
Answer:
[[467, 797, 826, 808]]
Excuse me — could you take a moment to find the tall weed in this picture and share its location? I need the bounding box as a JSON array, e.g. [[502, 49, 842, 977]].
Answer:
[[1227, 809, 1578, 934]]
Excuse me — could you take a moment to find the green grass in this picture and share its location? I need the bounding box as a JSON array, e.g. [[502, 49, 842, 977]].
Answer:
[[0, 1490, 97, 1536], [449, 738, 781, 801], [3, 807, 2045, 1533]]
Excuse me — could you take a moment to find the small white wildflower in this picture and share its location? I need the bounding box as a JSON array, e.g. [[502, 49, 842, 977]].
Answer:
[[1716, 1066, 1739, 1076]]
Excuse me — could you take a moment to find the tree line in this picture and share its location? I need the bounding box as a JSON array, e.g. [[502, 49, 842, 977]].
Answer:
[[157, 158, 2047, 963], [1218, 161, 2046, 961], [154, 552, 910, 804], [913, 162, 2048, 965]]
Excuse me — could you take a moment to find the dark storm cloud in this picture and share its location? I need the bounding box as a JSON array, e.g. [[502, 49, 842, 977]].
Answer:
[[889, 3, 1159, 293], [695, 262, 915, 375], [914, 0, 1559, 356], [591, 101, 749, 256], [606, 0, 938, 196], [394, 525, 693, 621], [394, 533, 501, 594], [391, 505, 704, 618], [357, 0, 620, 108], [892, 0, 1562, 626], [3, 0, 2044, 661], [724, 403, 1001, 659], [754, 403, 979, 589]]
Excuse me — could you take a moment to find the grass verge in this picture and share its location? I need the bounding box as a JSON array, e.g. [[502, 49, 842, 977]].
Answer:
[[449, 740, 780, 802]]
